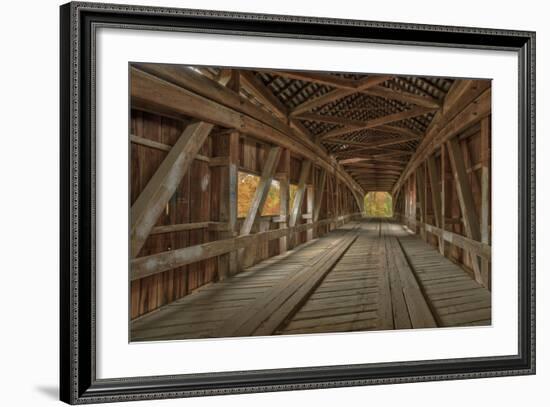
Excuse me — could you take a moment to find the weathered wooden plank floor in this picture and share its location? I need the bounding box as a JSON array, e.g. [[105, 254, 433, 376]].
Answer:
[[131, 220, 491, 341]]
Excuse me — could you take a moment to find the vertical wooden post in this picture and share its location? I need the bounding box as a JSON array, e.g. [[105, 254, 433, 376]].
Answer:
[[278, 149, 290, 254], [447, 137, 483, 284], [427, 155, 444, 251], [335, 179, 339, 220], [217, 131, 239, 280], [480, 117, 491, 288], [289, 160, 311, 247], [313, 169, 327, 235], [440, 145, 446, 255], [416, 165, 426, 240], [306, 183, 314, 241]]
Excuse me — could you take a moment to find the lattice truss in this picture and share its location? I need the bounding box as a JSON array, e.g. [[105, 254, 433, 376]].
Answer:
[[197, 66, 453, 192]]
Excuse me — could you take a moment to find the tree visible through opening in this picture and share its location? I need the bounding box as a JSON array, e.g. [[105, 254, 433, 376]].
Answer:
[[364, 192, 393, 217]]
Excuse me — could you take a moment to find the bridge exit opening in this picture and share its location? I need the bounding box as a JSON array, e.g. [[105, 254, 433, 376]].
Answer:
[[364, 192, 393, 218]]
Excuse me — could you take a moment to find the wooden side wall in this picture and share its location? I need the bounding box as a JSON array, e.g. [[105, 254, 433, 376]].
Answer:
[[130, 109, 361, 319], [394, 119, 491, 287]]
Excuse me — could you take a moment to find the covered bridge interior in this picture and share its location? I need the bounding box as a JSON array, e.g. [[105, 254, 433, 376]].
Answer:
[[130, 64, 492, 340]]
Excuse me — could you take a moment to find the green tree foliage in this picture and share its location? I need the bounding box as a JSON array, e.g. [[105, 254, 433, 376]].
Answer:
[[364, 192, 393, 217]]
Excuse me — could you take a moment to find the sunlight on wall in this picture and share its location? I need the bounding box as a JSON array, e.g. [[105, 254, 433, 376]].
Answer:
[[364, 192, 393, 217]]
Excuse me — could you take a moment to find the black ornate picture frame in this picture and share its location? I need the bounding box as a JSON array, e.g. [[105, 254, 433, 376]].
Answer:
[[60, 2, 535, 404]]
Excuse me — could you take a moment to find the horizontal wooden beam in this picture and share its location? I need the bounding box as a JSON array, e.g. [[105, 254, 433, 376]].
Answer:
[[344, 162, 405, 170], [130, 122, 214, 258], [131, 66, 364, 198], [293, 114, 421, 140], [339, 157, 407, 165], [350, 171, 402, 177], [150, 222, 231, 235], [150, 222, 210, 234], [324, 134, 421, 153], [392, 79, 491, 195], [398, 216, 490, 260], [333, 148, 414, 157], [131, 213, 361, 281], [293, 112, 368, 127], [130, 134, 210, 162]]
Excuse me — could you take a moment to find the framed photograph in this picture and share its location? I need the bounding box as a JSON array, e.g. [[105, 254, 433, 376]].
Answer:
[[60, 1, 535, 404]]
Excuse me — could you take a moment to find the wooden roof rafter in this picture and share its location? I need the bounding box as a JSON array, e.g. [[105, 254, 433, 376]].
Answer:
[[261, 69, 358, 89], [290, 75, 393, 116], [319, 105, 437, 141], [391, 79, 491, 195]]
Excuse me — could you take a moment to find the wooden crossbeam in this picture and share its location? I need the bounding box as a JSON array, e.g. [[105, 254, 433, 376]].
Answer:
[[447, 138, 481, 241], [289, 160, 312, 228], [240, 70, 288, 118], [239, 146, 282, 267], [343, 162, 405, 171], [339, 157, 407, 165], [240, 70, 315, 143], [265, 70, 357, 89], [290, 75, 392, 116], [422, 223, 491, 260], [392, 79, 491, 195], [446, 137, 483, 284], [240, 146, 282, 235], [150, 222, 211, 234], [362, 86, 441, 109], [293, 112, 368, 127], [130, 134, 210, 163], [131, 213, 360, 280], [320, 106, 437, 140], [350, 170, 402, 176], [292, 113, 420, 139], [289, 118, 315, 142], [323, 134, 421, 153], [131, 66, 364, 198], [333, 147, 414, 157], [130, 122, 214, 258]]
